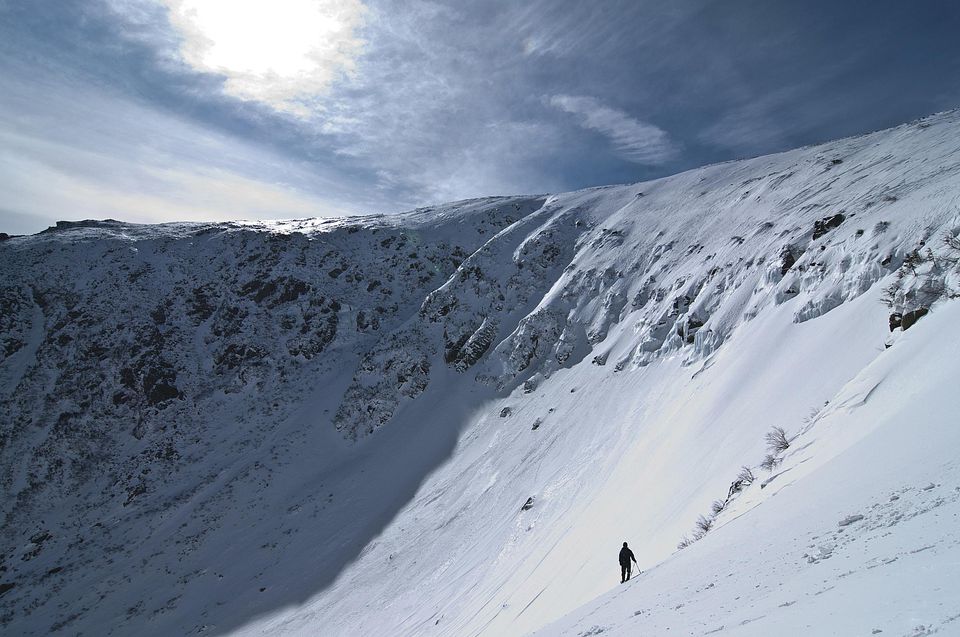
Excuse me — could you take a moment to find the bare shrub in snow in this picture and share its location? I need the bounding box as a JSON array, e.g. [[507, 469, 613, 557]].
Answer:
[[802, 406, 821, 425], [944, 231, 960, 259], [680, 513, 715, 549], [695, 514, 713, 535], [711, 500, 725, 515], [760, 453, 780, 472], [737, 465, 755, 485], [765, 426, 790, 453]]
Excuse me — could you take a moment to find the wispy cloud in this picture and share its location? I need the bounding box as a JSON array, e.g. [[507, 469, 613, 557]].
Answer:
[[311, 1, 570, 205], [0, 126, 341, 231], [0, 71, 361, 235], [549, 94, 678, 164], [1, 149, 333, 228]]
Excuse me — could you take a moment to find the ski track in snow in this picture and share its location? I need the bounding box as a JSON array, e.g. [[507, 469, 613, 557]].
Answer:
[[2, 111, 960, 636]]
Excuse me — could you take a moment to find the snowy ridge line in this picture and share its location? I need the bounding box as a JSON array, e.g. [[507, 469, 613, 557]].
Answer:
[[1, 110, 960, 636], [5, 194, 550, 242]]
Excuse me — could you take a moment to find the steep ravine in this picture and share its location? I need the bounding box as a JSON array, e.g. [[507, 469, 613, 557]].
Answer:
[[2, 111, 960, 636]]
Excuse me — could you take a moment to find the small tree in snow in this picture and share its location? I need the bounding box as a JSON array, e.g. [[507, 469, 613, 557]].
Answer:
[[737, 465, 755, 485], [695, 514, 713, 535], [711, 500, 725, 516], [760, 453, 780, 472], [765, 426, 791, 454]]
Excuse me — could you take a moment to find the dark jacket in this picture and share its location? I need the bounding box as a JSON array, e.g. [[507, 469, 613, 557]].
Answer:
[[619, 546, 636, 566]]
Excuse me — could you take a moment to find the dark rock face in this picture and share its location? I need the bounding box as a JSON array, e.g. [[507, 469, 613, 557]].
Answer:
[[0, 288, 32, 361], [727, 479, 744, 498], [679, 315, 705, 344], [0, 198, 544, 631], [812, 214, 846, 240], [142, 364, 182, 405], [333, 327, 434, 439], [779, 245, 798, 275], [900, 307, 929, 331], [448, 319, 498, 373]]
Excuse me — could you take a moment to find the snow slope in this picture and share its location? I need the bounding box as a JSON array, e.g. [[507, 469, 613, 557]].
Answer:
[[1, 110, 959, 636], [537, 301, 960, 637]]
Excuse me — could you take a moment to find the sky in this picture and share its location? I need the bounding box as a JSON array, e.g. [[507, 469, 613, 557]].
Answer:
[[2, 0, 959, 236]]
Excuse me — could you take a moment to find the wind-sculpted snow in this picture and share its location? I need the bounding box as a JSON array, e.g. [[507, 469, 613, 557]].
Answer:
[[2, 112, 960, 636]]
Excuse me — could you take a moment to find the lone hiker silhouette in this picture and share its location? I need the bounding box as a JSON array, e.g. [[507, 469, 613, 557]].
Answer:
[[619, 542, 638, 583]]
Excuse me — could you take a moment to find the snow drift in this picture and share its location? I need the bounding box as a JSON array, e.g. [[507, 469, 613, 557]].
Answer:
[[2, 110, 960, 636]]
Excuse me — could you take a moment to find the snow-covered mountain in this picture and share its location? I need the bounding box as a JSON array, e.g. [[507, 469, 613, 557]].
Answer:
[[2, 110, 960, 637]]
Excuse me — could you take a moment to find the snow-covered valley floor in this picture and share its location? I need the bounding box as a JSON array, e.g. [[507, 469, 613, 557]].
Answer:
[[2, 111, 960, 636]]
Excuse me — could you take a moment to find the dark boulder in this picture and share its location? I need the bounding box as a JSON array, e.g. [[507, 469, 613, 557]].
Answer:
[[778, 245, 797, 275], [813, 214, 846, 240], [901, 307, 928, 331], [683, 316, 704, 344], [888, 313, 902, 332]]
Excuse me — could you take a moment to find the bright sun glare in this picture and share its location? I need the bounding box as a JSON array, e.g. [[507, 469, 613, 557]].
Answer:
[[163, 0, 367, 112]]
